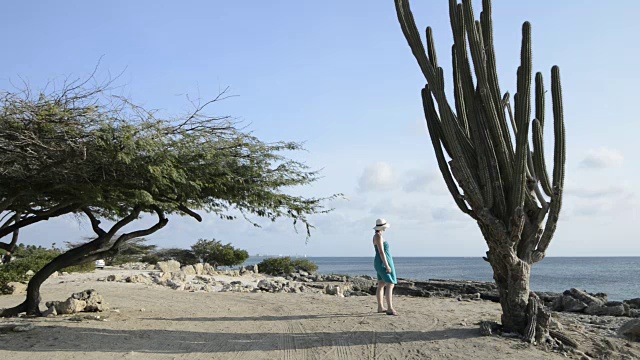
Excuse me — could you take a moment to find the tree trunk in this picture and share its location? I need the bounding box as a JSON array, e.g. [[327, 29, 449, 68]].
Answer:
[[488, 251, 531, 334], [1, 248, 92, 317]]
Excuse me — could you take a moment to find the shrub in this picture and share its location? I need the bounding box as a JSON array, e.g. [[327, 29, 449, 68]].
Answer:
[[191, 239, 249, 269], [0, 245, 95, 292], [257, 257, 318, 275]]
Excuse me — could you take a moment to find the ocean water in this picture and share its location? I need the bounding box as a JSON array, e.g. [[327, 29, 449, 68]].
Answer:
[[241, 257, 640, 301]]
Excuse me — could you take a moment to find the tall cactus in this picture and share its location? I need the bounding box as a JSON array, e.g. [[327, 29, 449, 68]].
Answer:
[[394, 0, 565, 340]]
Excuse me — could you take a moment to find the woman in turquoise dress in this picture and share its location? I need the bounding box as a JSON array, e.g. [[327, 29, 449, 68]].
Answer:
[[372, 218, 398, 315]]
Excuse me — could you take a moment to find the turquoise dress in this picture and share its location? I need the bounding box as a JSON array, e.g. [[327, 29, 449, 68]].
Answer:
[[374, 241, 397, 284]]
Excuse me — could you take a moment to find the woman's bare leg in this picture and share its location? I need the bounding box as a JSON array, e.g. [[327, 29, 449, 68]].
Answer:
[[376, 281, 386, 312], [385, 284, 396, 314]]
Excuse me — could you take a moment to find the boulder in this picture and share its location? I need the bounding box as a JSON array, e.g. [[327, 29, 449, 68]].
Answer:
[[171, 271, 187, 282], [156, 260, 181, 273], [564, 288, 606, 306], [350, 277, 377, 294], [2, 282, 27, 295], [181, 265, 196, 275], [46, 298, 86, 315], [238, 266, 247, 275], [618, 319, 640, 342], [42, 305, 57, 317], [166, 280, 185, 291], [624, 298, 640, 309], [203, 263, 216, 276], [71, 289, 106, 312], [146, 264, 156, 271], [298, 270, 309, 277], [560, 295, 588, 312], [194, 263, 204, 275], [325, 284, 344, 297], [106, 274, 123, 282], [125, 274, 151, 285], [50, 271, 60, 278], [248, 264, 259, 274]]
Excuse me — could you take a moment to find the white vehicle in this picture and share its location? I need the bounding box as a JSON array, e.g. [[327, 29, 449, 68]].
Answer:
[[95, 259, 106, 269]]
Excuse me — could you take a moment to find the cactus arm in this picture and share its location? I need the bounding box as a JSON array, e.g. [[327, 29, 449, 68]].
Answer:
[[532, 66, 565, 263], [421, 86, 477, 219], [461, 0, 514, 186], [426, 26, 438, 69], [511, 22, 531, 214], [452, 46, 470, 136], [532, 73, 553, 196], [450, 2, 477, 136], [395, 0, 477, 170]]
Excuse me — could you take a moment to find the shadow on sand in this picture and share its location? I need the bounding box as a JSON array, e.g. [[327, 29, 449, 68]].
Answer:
[[0, 325, 480, 354]]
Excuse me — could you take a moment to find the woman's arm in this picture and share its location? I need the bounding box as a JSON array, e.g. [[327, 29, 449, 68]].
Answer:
[[374, 233, 391, 273]]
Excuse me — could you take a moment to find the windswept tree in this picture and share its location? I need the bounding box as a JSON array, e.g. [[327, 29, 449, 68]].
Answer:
[[0, 78, 335, 317], [394, 0, 566, 341]]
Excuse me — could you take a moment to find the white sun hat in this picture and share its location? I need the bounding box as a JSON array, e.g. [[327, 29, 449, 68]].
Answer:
[[373, 218, 390, 230]]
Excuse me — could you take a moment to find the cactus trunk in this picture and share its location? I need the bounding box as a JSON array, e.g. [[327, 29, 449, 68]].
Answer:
[[394, 0, 566, 340]]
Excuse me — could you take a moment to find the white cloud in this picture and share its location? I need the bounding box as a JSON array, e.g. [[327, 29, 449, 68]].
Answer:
[[431, 206, 469, 223], [402, 170, 436, 193], [357, 162, 397, 192], [579, 147, 624, 169], [565, 185, 626, 199]]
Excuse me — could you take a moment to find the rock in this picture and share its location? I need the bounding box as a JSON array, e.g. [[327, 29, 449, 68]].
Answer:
[[624, 298, 640, 309], [42, 305, 57, 317], [61, 272, 69, 276], [12, 323, 35, 332], [230, 281, 242, 286], [325, 284, 344, 297], [50, 271, 60, 278], [203, 263, 216, 276], [238, 266, 247, 275], [125, 274, 151, 285], [156, 260, 181, 273], [25, 270, 35, 277], [71, 289, 106, 312], [561, 295, 588, 312], [618, 319, 640, 342], [298, 270, 309, 277], [194, 275, 215, 283], [0, 323, 36, 333], [46, 298, 87, 315], [106, 274, 123, 282], [146, 264, 156, 271], [564, 288, 606, 306], [584, 304, 626, 316], [203, 284, 215, 292], [171, 271, 187, 282], [194, 263, 204, 275], [166, 280, 185, 291], [2, 282, 27, 295], [350, 277, 377, 294], [181, 265, 196, 275], [248, 264, 259, 273], [631, 309, 640, 318]]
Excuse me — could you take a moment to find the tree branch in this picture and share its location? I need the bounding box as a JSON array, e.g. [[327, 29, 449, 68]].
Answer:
[[178, 204, 202, 222], [82, 207, 106, 237], [0, 203, 81, 239]]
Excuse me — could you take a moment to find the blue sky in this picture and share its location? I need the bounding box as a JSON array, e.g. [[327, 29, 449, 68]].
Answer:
[[1, 1, 638, 257]]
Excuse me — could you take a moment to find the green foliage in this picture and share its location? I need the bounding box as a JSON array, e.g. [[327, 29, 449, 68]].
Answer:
[[0, 244, 94, 292], [257, 257, 318, 275], [191, 239, 248, 268], [141, 248, 199, 266]]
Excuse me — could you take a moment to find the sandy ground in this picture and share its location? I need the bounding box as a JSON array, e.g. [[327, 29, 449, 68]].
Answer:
[[0, 270, 609, 359]]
